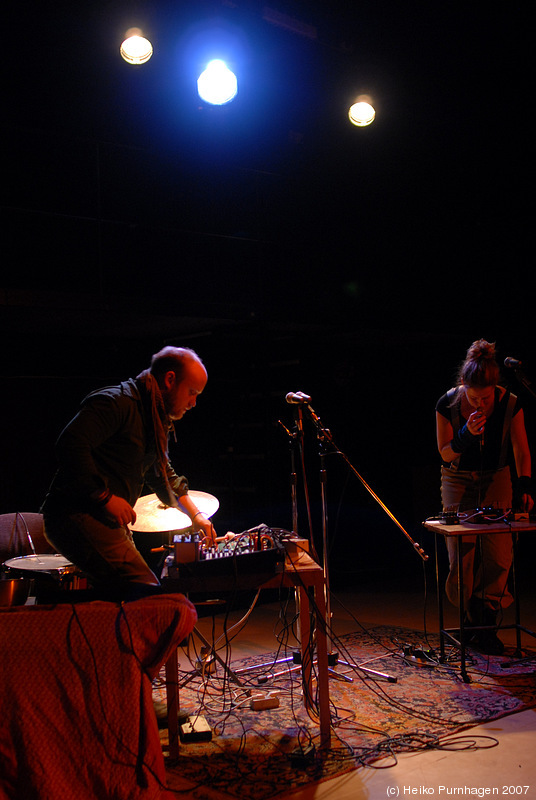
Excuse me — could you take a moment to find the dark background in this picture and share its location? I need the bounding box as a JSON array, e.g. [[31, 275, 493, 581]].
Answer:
[[2, 1, 534, 586]]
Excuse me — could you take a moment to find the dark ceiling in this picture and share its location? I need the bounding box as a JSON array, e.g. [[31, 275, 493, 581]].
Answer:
[[4, 1, 532, 352]]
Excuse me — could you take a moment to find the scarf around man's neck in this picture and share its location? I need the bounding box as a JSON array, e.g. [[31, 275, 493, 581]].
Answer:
[[136, 369, 179, 508]]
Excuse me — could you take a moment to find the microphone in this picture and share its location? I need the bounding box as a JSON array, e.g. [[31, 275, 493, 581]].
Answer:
[[476, 409, 485, 448], [285, 391, 311, 405], [504, 357, 522, 369]]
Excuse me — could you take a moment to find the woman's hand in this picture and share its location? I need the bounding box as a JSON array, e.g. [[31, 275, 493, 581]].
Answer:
[[467, 409, 486, 438]]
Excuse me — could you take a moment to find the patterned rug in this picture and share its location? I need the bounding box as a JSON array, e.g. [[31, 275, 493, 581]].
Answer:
[[156, 624, 536, 799]]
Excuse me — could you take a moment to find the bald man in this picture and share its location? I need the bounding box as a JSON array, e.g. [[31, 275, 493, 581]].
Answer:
[[42, 346, 216, 598]]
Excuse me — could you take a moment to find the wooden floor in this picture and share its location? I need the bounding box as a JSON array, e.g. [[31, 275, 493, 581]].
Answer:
[[182, 567, 536, 800]]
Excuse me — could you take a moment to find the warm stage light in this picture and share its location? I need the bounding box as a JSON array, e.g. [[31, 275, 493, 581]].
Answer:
[[120, 28, 153, 65], [197, 59, 238, 105], [348, 101, 376, 127]]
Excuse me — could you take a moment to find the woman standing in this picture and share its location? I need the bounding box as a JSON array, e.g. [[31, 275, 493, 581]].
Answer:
[[436, 339, 533, 654]]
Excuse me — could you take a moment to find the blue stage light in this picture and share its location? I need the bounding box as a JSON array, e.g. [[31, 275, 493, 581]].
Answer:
[[197, 59, 238, 105]]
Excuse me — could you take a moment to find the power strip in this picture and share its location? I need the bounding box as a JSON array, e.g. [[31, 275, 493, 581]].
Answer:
[[180, 715, 212, 743], [250, 692, 280, 710]]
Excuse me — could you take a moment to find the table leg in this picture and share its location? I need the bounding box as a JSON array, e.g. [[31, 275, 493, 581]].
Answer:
[[312, 577, 331, 747], [297, 580, 331, 748], [457, 536, 470, 683], [435, 533, 446, 662]]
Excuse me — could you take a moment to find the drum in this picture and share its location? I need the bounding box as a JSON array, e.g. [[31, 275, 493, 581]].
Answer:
[[4, 554, 82, 591]]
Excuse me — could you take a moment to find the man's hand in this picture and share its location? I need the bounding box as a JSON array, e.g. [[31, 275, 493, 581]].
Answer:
[[176, 494, 217, 546], [192, 513, 217, 547], [104, 495, 137, 526]]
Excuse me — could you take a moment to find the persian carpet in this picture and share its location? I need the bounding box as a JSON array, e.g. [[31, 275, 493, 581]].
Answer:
[[156, 625, 536, 800]]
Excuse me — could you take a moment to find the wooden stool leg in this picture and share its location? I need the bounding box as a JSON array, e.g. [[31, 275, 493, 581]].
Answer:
[[165, 648, 180, 759]]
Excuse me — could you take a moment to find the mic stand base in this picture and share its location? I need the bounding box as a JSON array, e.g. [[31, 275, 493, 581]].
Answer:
[[178, 625, 243, 690], [327, 650, 398, 683], [234, 647, 397, 684]]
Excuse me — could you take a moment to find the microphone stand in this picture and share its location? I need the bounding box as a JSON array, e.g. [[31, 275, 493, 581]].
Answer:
[[301, 400, 430, 683], [236, 397, 398, 687], [249, 407, 308, 675], [236, 406, 325, 685]]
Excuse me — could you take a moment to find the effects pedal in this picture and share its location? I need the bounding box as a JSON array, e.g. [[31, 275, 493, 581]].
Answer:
[[402, 644, 436, 667], [180, 715, 212, 743], [439, 511, 459, 525]]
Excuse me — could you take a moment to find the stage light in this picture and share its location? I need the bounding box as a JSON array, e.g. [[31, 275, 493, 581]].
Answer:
[[120, 28, 153, 65], [348, 100, 376, 127], [197, 59, 238, 105]]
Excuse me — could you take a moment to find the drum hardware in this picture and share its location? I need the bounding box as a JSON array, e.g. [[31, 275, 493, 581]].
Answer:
[[0, 574, 30, 607]]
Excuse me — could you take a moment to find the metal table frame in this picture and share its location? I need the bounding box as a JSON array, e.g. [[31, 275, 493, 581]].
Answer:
[[424, 519, 536, 683]]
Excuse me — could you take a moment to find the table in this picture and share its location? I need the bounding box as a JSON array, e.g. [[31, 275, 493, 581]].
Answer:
[[164, 544, 331, 757], [424, 518, 536, 682]]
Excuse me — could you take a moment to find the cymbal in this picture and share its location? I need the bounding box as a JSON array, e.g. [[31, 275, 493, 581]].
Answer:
[[132, 490, 219, 533]]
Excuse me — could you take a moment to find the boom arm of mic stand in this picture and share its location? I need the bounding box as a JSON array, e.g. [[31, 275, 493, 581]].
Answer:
[[304, 405, 429, 562]]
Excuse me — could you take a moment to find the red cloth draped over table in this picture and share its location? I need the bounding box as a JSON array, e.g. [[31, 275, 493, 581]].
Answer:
[[0, 594, 197, 800]]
